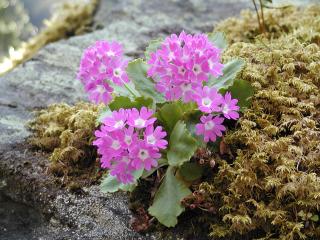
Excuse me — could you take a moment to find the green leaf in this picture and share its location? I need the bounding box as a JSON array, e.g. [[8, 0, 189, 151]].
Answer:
[[156, 102, 184, 133], [156, 101, 197, 133], [221, 79, 254, 111], [207, 59, 245, 90], [148, 166, 191, 227], [109, 96, 153, 111], [167, 121, 198, 167], [126, 59, 165, 103], [100, 169, 143, 193], [109, 81, 140, 99], [207, 32, 228, 50], [179, 162, 203, 181], [144, 38, 163, 61]]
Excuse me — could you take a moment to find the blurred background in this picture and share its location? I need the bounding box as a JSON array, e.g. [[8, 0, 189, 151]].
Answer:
[[0, 0, 318, 68], [0, 0, 67, 60]]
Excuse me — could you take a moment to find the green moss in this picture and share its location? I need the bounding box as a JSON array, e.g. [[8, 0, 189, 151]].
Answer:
[[187, 5, 320, 240], [29, 102, 103, 187]]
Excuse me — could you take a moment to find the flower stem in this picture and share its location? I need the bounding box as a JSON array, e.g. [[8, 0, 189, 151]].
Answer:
[[124, 82, 140, 98]]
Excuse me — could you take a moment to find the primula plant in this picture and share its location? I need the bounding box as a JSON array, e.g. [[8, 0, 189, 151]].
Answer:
[[77, 31, 252, 227]]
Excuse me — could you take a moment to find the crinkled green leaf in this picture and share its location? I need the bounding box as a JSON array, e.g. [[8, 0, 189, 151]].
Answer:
[[156, 102, 184, 133], [100, 169, 143, 193], [144, 38, 163, 61], [148, 166, 191, 227], [207, 59, 245, 90], [126, 59, 165, 103], [220, 79, 254, 112], [179, 162, 203, 181], [207, 32, 228, 50], [109, 96, 153, 111], [167, 121, 198, 167], [156, 101, 197, 133]]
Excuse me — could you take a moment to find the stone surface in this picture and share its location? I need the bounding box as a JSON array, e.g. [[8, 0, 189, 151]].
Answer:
[[0, 0, 251, 239]]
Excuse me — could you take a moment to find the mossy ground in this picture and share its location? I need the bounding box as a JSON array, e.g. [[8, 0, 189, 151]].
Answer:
[[186, 5, 320, 240], [29, 102, 103, 190]]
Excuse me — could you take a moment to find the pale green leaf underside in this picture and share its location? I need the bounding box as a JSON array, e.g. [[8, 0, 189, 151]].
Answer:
[[208, 59, 245, 90], [144, 38, 163, 61], [207, 31, 228, 50], [126, 59, 165, 103], [100, 169, 143, 193]]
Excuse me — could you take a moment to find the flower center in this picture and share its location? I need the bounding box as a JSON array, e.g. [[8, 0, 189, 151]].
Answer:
[[222, 104, 230, 114], [114, 120, 124, 128], [113, 68, 122, 77], [124, 135, 132, 145], [134, 118, 146, 128], [138, 149, 149, 160], [168, 51, 175, 61], [204, 121, 215, 131], [147, 135, 156, 145], [106, 50, 115, 57], [111, 140, 121, 150], [99, 64, 106, 73], [96, 85, 105, 94], [193, 64, 201, 74], [181, 83, 191, 93], [121, 156, 130, 164], [202, 97, 212, 107], [178, 66, 186, 75]]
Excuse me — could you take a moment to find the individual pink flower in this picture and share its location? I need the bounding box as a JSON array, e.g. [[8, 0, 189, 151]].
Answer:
[[129, 140, 161, 171], [86, 81, 113, 104], [108, 59, 130, 86], [93, 130, 124, 158], [126, 107, 156, 129], [102, 108, 127, 131], [144, 125, 168, 149], [109, 156, 135, 184], [221, 92, 240, 120], [122, 126, 138, 147], [194, 86, 223, 113], [195, 115, 226, 142], [187, 55, 209, 82]]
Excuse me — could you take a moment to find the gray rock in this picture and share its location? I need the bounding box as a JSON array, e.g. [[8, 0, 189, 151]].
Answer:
[[0, 1, 250, 239]]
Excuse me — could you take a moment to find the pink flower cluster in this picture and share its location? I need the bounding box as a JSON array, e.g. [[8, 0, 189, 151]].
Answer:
[[147, 32, 224, 102], [147, 32, 240, 143], [93, 107, 168, 184], [194, 88, 240, 142], [77, 41, 129, 105]]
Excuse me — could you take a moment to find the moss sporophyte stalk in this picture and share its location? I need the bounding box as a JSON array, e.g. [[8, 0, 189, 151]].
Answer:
[[29, 5, 320, 239]]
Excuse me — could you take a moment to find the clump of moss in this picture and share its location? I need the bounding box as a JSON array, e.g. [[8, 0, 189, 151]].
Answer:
[[188, 5, 320, 240], [29, 102, 103, 188], [215, 5, 320, 45]]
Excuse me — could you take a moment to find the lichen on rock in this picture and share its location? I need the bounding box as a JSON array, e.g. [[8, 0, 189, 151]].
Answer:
[[187, 5, 320, 239], [29, 102, 103, 188]]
